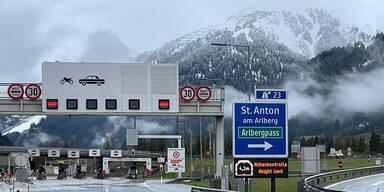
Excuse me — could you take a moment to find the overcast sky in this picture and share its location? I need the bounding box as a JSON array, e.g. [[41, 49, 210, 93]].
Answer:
[[0, 0, 383, 82]]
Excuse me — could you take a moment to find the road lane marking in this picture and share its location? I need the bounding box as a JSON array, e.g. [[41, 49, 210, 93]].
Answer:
[[143, 181, 156, 192], [372, 180, 384, 186], [325, 173, 384, 189]]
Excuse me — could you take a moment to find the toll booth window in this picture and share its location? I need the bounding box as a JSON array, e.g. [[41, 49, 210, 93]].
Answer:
[[129, 99, 140, 110], [106, 99, 117, 109], [158, 99, 170, 110], [86, 99, 97, 109], [66, 99, 78, 110], [46, 99, 58, 109]]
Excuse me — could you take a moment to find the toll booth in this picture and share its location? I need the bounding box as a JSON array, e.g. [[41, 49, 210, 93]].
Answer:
[[102, 157, 152, 178]]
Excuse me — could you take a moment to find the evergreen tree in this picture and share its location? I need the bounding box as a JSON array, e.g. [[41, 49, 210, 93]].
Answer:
[[343, 136, 352, 150], [334, 118, 341, 131], [351, 136, 358, 152], [325, 136, 334, 154], [300, 137, 307, 146], [369, 131, 380, 154], [120, 139, 127, 150], [314, 136, 319, 145], [0, 133, 13, 146], [103, 135, 113, 149], [357, 137, 366, 153]]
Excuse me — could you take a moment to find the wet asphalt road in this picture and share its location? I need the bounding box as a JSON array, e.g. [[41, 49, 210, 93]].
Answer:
[[325, 173, 384, 192], [0, 177, 191, 192]]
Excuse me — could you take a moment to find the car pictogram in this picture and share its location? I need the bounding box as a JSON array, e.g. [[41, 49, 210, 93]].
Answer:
[[79, 75, 105, 86]]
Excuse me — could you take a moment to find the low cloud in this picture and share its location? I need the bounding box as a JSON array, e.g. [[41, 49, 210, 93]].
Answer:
[[21, 132, 55, 147], [284, 75, 329, 118], [334, 68, 384, 113], [108, 116, 129, 135], [107, 116, 174, 134], [136, 119, 173, 134], [0, 6, 50, 82], [224, 86, 249, 116], [284, 67, 384, 119], [81, 30, 135, 62], [223, 67, 384, 119]]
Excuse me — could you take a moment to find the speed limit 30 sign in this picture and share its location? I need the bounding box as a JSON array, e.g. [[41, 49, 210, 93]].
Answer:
[[25, 84, 41, 100], [180, 86, 195, 102]]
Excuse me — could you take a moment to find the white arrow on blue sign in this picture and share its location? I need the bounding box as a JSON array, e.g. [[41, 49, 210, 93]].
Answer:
[[233, 101, 288, 158], [255, 89, 287, 100]]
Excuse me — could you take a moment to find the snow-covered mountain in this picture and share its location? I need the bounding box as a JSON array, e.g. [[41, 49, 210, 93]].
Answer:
[[1, 116, 45, 135], [0, 115, 30, 132], [137, 8, 378, 92], [141, 8, 374, 59], [225, 8, 373, 57]]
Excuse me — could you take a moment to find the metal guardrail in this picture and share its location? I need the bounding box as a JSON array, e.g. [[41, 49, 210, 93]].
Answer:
[[191, 186, 237, 192], [302, 165, 384, 192], [0, 83, 225, 116]]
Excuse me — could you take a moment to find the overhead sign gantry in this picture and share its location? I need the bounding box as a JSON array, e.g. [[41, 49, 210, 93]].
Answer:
[[0, 61, 226, 178]]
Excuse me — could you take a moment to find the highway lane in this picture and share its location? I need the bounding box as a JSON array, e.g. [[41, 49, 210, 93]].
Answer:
[[0, 177, 191, 192], [325, 173, 384, 191]]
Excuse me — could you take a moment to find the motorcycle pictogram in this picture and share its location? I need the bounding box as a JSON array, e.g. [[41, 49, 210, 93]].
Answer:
[[60, 77, 73, 85]]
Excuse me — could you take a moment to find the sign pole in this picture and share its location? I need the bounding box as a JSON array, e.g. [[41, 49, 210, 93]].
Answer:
[[200, 116, 203, 181], [271, 178, 276, 192], [190, 124, 193, 179], [245, 178, 249, 192], [161, 170, 163, 184]]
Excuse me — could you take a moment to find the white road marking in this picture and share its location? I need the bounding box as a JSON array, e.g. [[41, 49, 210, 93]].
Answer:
[[325, 173, 384, 189], [372, 180, 384, 186], [143, 181, 156, 192]]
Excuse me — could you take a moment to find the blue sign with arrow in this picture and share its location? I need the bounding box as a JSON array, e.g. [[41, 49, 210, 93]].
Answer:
[[255, 89, 287, 100], [233, 101, 288, 158]]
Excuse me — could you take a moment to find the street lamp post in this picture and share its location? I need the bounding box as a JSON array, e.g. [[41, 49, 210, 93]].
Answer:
[[200, 116, 203, 181], [190, 120, 193, 179], [177, 120, 192, 178], [175, 122, 186, 148], [175, 121, 190, 179], [211, 42, 251, 101]]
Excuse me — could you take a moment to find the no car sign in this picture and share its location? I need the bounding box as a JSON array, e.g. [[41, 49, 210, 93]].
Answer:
[[197, 86, 211, 102], [7, 84, 24, 100]]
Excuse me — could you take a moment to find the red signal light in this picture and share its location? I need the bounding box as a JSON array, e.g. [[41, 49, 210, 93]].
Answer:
[[158, 99, 170, 110], [46, 99, 58, 109], [159, 102, 168, 107], [47, 102, 57, 106]]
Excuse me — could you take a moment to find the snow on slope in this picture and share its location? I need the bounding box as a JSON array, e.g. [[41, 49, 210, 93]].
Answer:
[[2, 116, 45, 135], [162, 8, 375, 58]]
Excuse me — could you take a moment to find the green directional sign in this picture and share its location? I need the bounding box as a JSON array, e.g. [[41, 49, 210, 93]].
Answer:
[[238, 127, 283, 138]]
